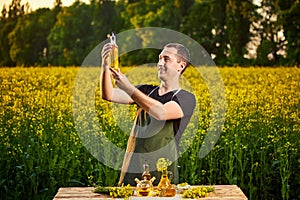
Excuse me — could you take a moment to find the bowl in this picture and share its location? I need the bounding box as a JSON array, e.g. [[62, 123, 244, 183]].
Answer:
[[177, 184, 190, 193]]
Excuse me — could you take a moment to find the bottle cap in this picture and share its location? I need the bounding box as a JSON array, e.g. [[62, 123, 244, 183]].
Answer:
[[110, 32, 116, 45]]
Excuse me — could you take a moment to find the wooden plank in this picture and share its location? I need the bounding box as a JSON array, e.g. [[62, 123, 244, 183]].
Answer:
[[53, 185, 248, 200], [53, 187, 110, 199], [205, 185, 248, 200]]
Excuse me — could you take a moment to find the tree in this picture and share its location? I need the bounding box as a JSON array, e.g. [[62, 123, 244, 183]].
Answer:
[[278, 0, 300, 65], [53, 0, 62, 15], [0, 19, 16, 66], [176, 0, 195, 18], [256, 38, 274, 65], [124, 0, 181, 29], [91, 0, 123, 46], [8, 8, 56, 66], [1, 4, 8, 20], [47, 1, 94, 66], [119, 0, 184, 65], [226, 0, 254, 65], [254, 0, 286, 65], [181, 1, 215, 56], [54, 0, 62, 8], [210, 0, 229, 65], [0, 0, 28, 66]]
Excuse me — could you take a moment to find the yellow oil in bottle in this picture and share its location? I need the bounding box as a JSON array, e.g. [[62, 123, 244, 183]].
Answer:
[[135, 177, 155, 197], [157, 172, 176, 197], [110, 33, 119, 70], [137, 186, 152, 197]]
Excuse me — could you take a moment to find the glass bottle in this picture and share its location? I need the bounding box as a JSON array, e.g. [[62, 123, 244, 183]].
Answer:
[[109, 32, 119, 70], [135, 177, 156, 197], [157, 170, 176, 197], [157, 170, 171, 190]]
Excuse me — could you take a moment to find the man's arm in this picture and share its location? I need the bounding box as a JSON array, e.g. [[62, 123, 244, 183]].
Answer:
[[110, 68, 184, 120], [131, 90, 184, 120], [100, 43, 134, 104]]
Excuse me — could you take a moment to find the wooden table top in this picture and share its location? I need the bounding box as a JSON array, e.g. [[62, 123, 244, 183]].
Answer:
[[53, 185, 248, 199]]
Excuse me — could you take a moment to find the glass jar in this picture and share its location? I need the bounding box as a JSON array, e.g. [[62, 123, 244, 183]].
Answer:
[[135, 177, 156, 197], [157, 171, 176, 197]]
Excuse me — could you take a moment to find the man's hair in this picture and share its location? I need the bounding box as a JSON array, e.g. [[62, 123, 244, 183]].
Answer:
[[165, 43, 191, 74]]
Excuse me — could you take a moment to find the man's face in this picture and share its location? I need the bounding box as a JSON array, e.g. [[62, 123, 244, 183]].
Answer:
[[157, 47, 183, 80]]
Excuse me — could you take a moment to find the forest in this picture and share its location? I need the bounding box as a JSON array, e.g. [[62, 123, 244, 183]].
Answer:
[[0, 0, 299, 67]]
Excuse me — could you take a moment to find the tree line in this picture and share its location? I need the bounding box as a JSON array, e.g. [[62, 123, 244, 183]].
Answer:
[[0, 0, 299, 67]]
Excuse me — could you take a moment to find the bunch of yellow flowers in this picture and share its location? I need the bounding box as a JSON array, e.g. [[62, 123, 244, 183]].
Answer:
[[156, 158, 172, 172]]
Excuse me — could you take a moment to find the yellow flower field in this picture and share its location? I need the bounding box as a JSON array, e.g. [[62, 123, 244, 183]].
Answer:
[[0, 66, 299, 200]]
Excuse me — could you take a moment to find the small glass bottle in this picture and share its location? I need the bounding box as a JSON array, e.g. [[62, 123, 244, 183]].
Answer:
[[109, 32, 119, 70]]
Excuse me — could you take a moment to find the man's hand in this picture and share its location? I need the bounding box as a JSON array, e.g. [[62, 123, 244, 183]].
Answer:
[[109, 67, 137, 97], [101, 43, 113, 68]]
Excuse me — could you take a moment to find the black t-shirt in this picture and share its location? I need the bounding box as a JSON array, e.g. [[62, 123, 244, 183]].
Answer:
[[137, 84, 196, 147]]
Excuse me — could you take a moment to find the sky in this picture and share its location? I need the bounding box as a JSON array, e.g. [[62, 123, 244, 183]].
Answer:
[[0, 0, 90, 11]]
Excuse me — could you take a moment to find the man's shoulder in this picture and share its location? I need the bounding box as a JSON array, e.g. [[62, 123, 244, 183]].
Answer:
[[177, 89, 196, 106], [178, 89, 195, 99]]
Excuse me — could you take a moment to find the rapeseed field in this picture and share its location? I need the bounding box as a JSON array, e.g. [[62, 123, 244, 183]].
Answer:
[[0, 66, 299, 200]]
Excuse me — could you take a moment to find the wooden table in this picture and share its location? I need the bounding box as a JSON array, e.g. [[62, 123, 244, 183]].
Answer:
[[53, 185, 248, 199]]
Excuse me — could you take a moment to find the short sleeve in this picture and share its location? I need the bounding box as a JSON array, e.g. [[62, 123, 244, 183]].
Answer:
[[173, 90, 196, 117]]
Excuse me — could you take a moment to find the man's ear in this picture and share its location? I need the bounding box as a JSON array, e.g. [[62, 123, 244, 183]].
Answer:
[[178, 61, 188, 74], [180, 61, 187, 70]]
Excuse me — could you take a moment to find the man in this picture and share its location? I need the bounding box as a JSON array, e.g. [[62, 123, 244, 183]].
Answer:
[[100, 43, 195, 185]]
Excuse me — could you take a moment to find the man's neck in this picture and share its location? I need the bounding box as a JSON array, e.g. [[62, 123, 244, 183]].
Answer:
[[159, 81, 181, 95]]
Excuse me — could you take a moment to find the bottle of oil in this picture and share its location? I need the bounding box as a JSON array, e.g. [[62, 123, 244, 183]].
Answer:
[[109, 32, 119, 70], [157, 171, 176, 197], [135, 177, 156, 197]]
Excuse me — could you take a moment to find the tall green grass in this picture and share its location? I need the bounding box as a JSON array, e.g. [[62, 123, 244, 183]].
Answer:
[[0, 67, 299, 200]]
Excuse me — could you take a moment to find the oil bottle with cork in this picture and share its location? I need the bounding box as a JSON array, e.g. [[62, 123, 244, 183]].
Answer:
[[135, 163, 156, 197]]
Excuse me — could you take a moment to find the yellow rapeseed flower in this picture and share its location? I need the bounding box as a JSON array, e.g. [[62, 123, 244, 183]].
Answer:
[[156, 158, 172, 172]]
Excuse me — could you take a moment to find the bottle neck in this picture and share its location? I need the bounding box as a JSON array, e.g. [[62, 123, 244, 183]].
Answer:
[[110, 33, 116, 45], [142, 165, 151, 180], [162, 174, 168, 179]]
